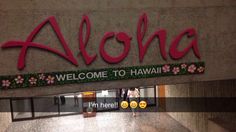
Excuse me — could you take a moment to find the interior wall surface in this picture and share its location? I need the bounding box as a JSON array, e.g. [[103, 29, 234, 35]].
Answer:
[[0, 0, 235, 96], [165, 79, 236, 132]]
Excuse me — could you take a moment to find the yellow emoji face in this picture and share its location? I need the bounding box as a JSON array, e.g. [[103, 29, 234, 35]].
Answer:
[[139, 101, 147, 109], [130, 101, 138, 109], [121, 101, 129, 109]]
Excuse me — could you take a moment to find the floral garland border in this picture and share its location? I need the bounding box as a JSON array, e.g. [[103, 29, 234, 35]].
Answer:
[[0, 62, 205, 90]]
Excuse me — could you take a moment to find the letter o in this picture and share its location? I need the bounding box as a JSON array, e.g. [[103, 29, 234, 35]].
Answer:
[[86, 72, 94, 79], [99, 32, 132, 64]]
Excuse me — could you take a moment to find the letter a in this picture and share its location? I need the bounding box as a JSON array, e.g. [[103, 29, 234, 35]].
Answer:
[[1, 16, 78, 70]]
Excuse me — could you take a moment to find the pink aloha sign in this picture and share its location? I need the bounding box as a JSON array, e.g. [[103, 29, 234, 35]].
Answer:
[[1, 13, 200, 71]]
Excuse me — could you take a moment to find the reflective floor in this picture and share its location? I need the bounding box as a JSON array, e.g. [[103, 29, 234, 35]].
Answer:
[[6, 112, 189, 132]]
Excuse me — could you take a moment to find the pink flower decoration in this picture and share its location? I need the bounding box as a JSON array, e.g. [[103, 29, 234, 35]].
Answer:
[[188, 64, 196, 73], [197, 66, 205, 73], [14, 76, 24, 84], [2, 80, 11, 87], [181, 64, 187, 69], [39, 74, 45, 80], [162, 65, 170, 73], [172, 67, 180, 75], [46, 75, 55, 84], [29, 77, 37, 85]]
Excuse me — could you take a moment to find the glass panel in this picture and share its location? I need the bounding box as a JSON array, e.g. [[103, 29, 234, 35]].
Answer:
[[139, 86, 156, 105], [96, 90, 119, 111], [59, 93, 83, 115], [33, 96, 59, 117], [12, 98, 33, 119], [120, 88, 129, 101]]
